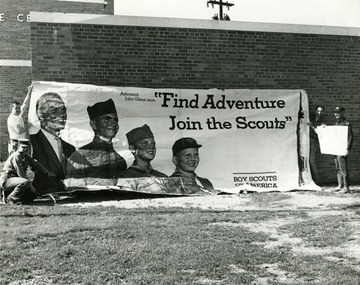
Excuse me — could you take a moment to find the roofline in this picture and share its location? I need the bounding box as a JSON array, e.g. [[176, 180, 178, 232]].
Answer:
[[30, 12, 360, 37]]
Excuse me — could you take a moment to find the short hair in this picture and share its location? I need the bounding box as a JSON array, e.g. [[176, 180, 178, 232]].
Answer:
[[36, 92, 63, 113], [10, 101, 20, 111]]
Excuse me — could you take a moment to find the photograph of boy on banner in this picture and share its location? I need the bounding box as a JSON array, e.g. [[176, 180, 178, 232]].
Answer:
[[119, 124, 168, 178], [66, 99, 127, 186], [170, 137, 215, 193]]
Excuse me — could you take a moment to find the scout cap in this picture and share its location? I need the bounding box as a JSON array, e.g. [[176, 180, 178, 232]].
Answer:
[[126, 124, 154, 145], [172, 137, 202, 155], [334, 106, 345, 113], [18, 138, 30, 146], [87, 99, 117, 120]]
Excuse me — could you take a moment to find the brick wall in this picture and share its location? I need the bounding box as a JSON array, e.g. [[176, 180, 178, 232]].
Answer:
[[0, 0, 114, 159], [1, 0, 114, 58], [29, 17, 360, 185]]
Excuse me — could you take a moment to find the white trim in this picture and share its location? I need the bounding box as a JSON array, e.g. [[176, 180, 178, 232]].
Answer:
[[0, 60, 32, 67], [29, 12, 360, 37], [55, 0, 107, 4]]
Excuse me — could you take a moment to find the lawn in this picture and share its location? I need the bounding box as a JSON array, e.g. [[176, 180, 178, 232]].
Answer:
[[1, 190, 360, 285]]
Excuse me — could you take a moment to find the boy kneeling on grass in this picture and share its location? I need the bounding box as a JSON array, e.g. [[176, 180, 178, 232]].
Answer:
[[0, 139, 56, 205]]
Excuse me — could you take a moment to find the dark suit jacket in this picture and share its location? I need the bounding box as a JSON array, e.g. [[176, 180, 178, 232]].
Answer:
[[30, 130, 75, 194]]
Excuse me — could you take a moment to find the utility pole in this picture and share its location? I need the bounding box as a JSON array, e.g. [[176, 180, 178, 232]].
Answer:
[[207, 0, 234, 20]]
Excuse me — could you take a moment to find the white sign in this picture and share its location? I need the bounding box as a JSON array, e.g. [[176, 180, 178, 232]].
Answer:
[[317, 126, 348, 156]]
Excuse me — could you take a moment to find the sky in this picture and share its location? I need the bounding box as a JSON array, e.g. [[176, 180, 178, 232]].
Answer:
[[114, 0, 360, 28]]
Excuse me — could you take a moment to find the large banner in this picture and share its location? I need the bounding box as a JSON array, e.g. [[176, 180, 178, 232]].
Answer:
[[28, 81, 315, 195]]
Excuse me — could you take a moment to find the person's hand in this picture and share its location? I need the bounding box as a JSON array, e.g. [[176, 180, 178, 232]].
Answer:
[[27, 85, 33, 93]]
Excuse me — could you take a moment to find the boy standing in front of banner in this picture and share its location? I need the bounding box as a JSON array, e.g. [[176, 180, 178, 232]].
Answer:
[[333, 106, 353, 193], [7, 85, 32, 155]]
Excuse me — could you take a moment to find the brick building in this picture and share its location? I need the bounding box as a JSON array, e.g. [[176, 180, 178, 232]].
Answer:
[[0, 0, 114, 160], [1, 2, 359, 184]]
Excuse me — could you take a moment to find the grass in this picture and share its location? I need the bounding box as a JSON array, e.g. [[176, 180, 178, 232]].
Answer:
[[281, 215, 353, 247], [1, 192, 360, 285]]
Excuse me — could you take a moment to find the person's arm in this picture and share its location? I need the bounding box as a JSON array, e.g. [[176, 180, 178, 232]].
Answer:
[[28, 155, 55, 177], [20, 85, 33, 115]]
